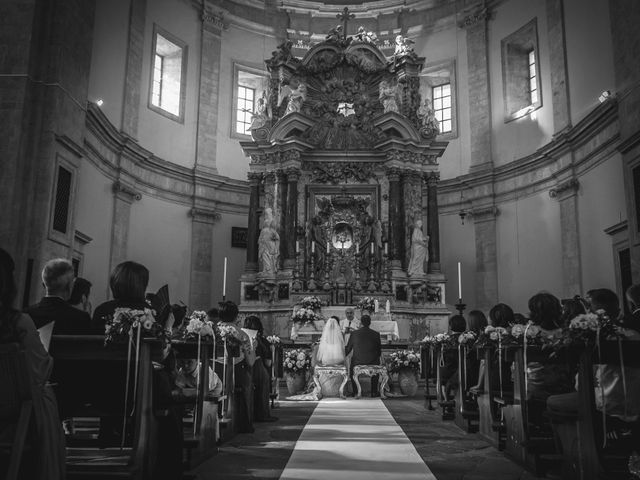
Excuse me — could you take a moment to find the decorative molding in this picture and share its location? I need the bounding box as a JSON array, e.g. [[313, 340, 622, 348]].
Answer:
[[549, 178, 579, 199], [190, 207, 222, 224], [305, 161, 376, 184], [458, 6, 492, 28], [202, 10, 229, 30], [74, 230, 93, 245], [471, 205, 499, 221], [112, 181, 142, 202], [604, 220, 628, 237]]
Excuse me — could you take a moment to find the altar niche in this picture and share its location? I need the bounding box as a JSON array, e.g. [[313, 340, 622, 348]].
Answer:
[[238, 23, 451, 341]]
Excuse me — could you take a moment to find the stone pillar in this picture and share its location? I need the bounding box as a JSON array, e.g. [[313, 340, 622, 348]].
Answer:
[[189, 207, 221, 310], [284, 168, 299, 269], [195, 8, 226, 173], [550, 179, 582, 297], [109, 181, 141, 273], [426, 173, 441, 273], [460, 8, 493, 171], [387, 168, 405, 268], [472, 205, 499, 311], [546, 0, 572, 133], [245, 172, 261, 273], [276, 170, 287, 266], [121, 0, 147, 138]]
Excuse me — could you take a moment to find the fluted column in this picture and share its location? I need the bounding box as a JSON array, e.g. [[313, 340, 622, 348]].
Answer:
[[284, 168, 299, 269], [387, 168, 404, 268], [245, 172, 261, 272], [426, 173, 441, 273]]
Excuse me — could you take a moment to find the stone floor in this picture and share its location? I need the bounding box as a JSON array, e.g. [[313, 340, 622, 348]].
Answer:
[[192, 393, 542, 480]]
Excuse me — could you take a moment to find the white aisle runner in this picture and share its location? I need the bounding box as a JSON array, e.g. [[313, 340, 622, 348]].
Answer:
[[279, 398, 437, 480]]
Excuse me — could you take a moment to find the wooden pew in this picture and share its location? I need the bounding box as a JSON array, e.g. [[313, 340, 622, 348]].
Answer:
[[550, 340, 640, 480], [171, 339, 219, 467], [501, 346, 561, 475], [213, 341, 239, 442], [474, 347, 507, 450], [420, 344, 436, 410], [50, 335, 160, 479], [434, 344, 455, 420], [453, 345, 479, 433]]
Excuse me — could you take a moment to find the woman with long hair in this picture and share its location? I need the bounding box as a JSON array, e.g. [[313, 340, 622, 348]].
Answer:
[[0, 248, 65, 480]]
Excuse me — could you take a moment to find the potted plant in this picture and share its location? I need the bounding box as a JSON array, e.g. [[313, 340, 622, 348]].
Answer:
[[283, 348, 311, 394], [387, 349, 421, 396]]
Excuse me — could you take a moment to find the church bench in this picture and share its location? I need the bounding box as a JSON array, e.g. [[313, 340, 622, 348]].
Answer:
[[453, 346, 479, 433], [433, 344, 456, 420], [50, 335, 160, 480], [474, 347, 507, 450], [213, 341, 239, 442], [549, 340, 640, 480], [420, 344, 436, 410]]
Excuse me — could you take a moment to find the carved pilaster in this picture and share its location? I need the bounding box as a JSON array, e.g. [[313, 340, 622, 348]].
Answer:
[[284, 167, 300, 267], [246, 172, 262, 272], [109, 181, 141, 274], [189, 207, 221, 224], [550, 178, 582, 297], [471, 204, 499, 311], [425, 173, 441, 273], [387, 168, 404, 267], [457, 6, 492, 28], [189, 206, 221, 310], [112, 180, 142, 203]]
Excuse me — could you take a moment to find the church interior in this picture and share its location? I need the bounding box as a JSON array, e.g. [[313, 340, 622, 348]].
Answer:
[[1, 0, 640, 479]]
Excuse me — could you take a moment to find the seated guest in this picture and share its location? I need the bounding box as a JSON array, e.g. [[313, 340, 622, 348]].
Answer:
[[67, 277, 92, 315], [489, 303, 515, 328], [26, 258, 93, 334], [526, 293, 572, 422], [560, 295, 587, 327], [468, 310, 488, 333], [218, 301, 256, 433], [488, 303, 515, 394], [440, 315, 466, 404], [466, 310, 487, 392], [0, 248, 65, 480], [244, 315, 277, 422]]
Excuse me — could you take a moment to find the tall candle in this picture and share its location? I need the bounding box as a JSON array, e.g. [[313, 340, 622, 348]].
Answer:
[[457, 261, 462, 300], [356, 242, 359, 254], [371, 243, 374, 254], [374, 299, 379, 313], [223, 257, 228, 298], [296, 240, 299, 254], [312, 242, 315, 254], [326, 242, 330, 254], [384, 243, 388, 255], [385, 299, 390, 314]]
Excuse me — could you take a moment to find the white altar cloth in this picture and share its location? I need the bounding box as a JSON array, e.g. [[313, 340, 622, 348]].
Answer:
[[291, 319, 398, 341]]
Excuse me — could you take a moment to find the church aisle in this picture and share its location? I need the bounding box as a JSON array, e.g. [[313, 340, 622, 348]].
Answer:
[[279, 398, 437, 480]]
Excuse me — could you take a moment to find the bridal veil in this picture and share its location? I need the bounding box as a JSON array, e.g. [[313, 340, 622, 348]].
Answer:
[[316, 317, 345, 366]]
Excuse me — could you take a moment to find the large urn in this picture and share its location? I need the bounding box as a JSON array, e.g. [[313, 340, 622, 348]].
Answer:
[[285, 372, 306, 395], [397, 368, 419, 397]]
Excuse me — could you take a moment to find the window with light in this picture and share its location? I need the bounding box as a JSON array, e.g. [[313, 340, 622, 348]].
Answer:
[[528, 50, 538, 105], [233, 67, 268, 137], [149, 27, 187, 121], [432, 83, 452, 134], [236, 86, 255, 135]]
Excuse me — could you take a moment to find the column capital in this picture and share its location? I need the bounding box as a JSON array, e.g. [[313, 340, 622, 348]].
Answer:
[[190, 207, 221, 224], [471, 205, 500, 222], [112, 181, 141, 203], [458, 6, 492, 29], [247, 172, 263, 185], [549, 178, 579, 200], [202, 8, 229, 32], [285, 167, 301, 182], [424, 172, 440, 185], [385, 167, 403, 182]]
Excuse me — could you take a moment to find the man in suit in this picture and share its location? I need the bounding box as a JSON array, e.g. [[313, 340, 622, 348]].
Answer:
[[345, 314, 382, 397], [26, 258, 94, 334]]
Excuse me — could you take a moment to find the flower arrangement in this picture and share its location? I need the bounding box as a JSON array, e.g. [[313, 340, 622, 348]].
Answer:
[[216, 323, 242, 346], [356, 296, 376, 312], [298, 296, 323, 311], [387, 349, 420, 373], [283, 348, 311, 374], [183, 310, 215, 338], [292, 307, 321, 326], [104, 308, 169, 346], [546, 310, 617, 351], [473, 325, 513, 349], [458, 331, 477, 346], [266, 335, 281, 344]]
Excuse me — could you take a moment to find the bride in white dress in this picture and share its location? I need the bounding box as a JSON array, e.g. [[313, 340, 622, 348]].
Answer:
[[287, 317, 345, 400]]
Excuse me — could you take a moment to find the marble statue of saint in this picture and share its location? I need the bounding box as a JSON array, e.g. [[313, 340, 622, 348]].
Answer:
[[285, 83, 307, 115], [417, 98, 440, 138], [258, 207, 280, 278], [407, 219, 429, 277], [373, 218, 383, 249], [379, 80, 399, 113], [250, 92, 269, 130]]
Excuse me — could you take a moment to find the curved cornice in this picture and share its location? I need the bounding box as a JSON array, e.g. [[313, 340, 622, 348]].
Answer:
[[84, 103, 249, 215]]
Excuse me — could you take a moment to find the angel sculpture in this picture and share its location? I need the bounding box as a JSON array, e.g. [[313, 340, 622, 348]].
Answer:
[[354, 26, 378, 45], [278, 81, 308, 116], [379, 80, 399, 113], [325, 25, 343, 43], [394, 34, 416, 57], [417, 99, 440, 138]]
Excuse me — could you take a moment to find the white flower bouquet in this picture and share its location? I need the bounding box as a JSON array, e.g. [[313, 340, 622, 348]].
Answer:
[[283, 348, 311, 374]]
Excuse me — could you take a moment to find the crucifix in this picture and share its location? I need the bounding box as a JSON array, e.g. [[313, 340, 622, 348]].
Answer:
[[336, 7, 355, 39]]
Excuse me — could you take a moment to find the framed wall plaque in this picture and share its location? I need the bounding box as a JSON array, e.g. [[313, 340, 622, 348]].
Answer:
[[232, 227, 248, 248]]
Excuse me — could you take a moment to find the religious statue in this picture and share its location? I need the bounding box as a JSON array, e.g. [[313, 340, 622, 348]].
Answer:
[[379, 80, 399, 114], [417, 99, 440, 139], [284, 82, 307, 115], [258, 207, 280, 278], [353, 26, 377, 45], [394, 34, 416, 57], [373, 218, 383, 249], [267, 40, 293, 66], [325, 25, 343, 43], [250, 92, 269, 130], [407, 219, 429, 277]]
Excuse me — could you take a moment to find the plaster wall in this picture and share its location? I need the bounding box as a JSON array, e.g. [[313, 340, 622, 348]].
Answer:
[[217, 26, 277, 180], [439, 213, 477, 308], [87, 0, 129, 130], [577, 154, 626, 293], [127, 195, 192, 305], [74, 160, 117, 305], [564, 0, 615, 126], [136, 0, 200, 168], [495, 191, 562, 313], [489, 0, 554, 166], [211, 213, 248, 305]]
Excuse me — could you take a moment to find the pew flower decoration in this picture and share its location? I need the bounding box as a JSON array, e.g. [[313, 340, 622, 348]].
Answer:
[[458, 331, 477, 346], [357, 297, 376, 312], [266, 335, 281, 345], [292, 307, 322, 327], [283, 348, 311, 374], [298, 296, 323, 311], [104, 308, 169, 346], [184, 311, 215, 338], [547, 309, 618, 351], [215, 324, 242, 346], [510, 323, 544, 345], [387, 350, 420, 373]]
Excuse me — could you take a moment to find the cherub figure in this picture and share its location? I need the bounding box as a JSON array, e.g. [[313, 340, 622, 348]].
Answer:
[[394, 34, 415, 57], [353, 26, 378, 44], [284, 83, 307, 115], [417, 98, 440, 138], [326, 25, 343, 43]]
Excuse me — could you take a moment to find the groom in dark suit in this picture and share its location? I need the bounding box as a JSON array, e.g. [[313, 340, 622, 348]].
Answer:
[[345, 314, 382, 396]]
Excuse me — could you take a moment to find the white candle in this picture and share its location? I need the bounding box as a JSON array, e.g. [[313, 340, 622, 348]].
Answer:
[[457, 261, 462, 300], [384, 243, 388, 255], [385, 299, 390, 314], [326, 242, 330, 254], [296, 240, 299, 254], [356, 242, 359, 254], [371, 243, 374, 254], [312, 242, 315, 254], [374, 299, 379, 313], [223, 257, 228, 297]]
